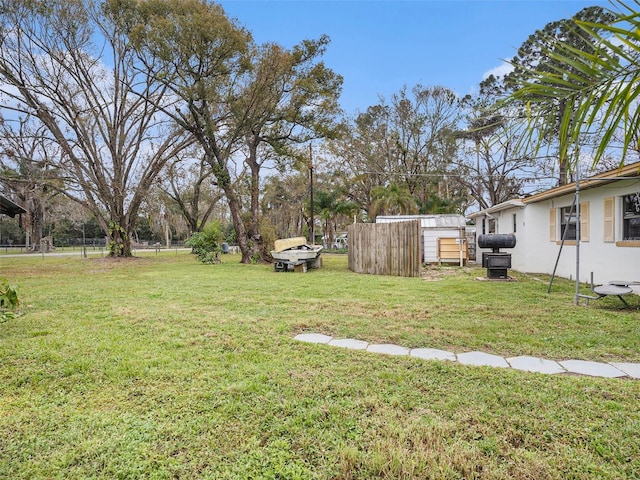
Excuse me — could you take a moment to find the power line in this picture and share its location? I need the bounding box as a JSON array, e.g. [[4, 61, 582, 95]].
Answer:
[[338, 169, 557, 181]]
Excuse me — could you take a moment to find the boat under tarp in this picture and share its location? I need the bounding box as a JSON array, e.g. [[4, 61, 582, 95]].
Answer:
[[271, 237, 322, 272], [273, 237, 307, 253]]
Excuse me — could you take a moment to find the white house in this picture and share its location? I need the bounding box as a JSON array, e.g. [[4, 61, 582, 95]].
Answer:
[[468, 162, 640, 286]]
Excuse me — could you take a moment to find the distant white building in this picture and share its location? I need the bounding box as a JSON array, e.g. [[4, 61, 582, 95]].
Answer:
[[468, 162, 640, 287]]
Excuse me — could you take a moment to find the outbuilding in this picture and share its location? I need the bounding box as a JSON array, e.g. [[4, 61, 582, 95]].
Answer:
[[376, 214, 470, 265]]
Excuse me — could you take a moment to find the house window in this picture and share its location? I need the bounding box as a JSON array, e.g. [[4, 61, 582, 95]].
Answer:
[[560, 206, 577, 240], [488, 218, 496, 234], [623, 193, 640, 240], [512, 213, 517, 233]]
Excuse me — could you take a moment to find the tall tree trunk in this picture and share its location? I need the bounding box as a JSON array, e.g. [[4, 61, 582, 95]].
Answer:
[[558, 161, 567, 186], [164, 217, 171, 249], [106, 217, 133, 257], [29, 200, 44, 252], [246, 139, 268, 262], [557, 98, 568, 186], [226, 188, 252, 263]]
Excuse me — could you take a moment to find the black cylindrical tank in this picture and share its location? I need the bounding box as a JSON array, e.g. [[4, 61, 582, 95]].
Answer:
[[477, 233, 516, 250]]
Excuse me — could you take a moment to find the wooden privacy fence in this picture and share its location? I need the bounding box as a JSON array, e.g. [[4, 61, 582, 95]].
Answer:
[[348, 220, 421, 277]]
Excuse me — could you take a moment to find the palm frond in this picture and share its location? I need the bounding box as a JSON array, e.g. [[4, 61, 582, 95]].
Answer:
[[507, 1, 640, 170]]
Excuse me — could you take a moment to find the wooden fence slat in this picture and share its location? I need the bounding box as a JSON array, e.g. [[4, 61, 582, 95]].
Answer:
[[347, 220, 421, 277]]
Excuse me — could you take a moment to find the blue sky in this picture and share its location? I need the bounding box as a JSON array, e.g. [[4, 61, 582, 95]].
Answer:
[[219, 0, 603, 115]]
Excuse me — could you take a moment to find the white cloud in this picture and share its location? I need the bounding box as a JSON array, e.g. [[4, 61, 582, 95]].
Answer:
[[482, 61, 514, 81]]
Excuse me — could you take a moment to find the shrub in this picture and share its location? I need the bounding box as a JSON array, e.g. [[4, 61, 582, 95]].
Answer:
[[185, 222, 223, 264], [0, 277, 19, 322]]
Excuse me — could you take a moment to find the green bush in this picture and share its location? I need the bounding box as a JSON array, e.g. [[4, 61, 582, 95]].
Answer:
[[185, 222, 223, 264], [0, 277, 19, 322]]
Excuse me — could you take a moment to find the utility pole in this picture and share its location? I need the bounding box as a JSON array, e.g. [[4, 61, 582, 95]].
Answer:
[[309, 143, 314, 245]]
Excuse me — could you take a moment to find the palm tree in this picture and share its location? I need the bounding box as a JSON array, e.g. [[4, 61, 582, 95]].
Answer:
[[509, 1, 640, 170], [369, 182, 417, 220], [313, 189, 358, 247]]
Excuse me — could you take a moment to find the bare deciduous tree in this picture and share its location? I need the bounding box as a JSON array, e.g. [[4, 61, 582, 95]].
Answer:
[[0, 117, 60, 250], [0, 0, 191, 256], [126, 0, 343, 262]]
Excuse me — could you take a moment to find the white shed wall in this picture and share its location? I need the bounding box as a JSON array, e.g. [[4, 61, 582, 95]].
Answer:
[[376, 215, 466, 263], [422, 228, 466, 263]]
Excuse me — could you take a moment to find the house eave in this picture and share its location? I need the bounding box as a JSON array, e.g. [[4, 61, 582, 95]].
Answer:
[[467, 199, 525, 219], [523, 162, 640, 204]]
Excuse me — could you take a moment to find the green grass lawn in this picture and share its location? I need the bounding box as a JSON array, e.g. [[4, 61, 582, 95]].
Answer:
[[1, 253, 639, 479]]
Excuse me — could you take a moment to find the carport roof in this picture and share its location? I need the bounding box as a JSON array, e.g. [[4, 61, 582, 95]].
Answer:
[[0, 194, 26, 218]]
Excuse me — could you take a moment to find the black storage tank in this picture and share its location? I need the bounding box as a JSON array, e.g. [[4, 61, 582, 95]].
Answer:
[[477, 234, 516, 251]]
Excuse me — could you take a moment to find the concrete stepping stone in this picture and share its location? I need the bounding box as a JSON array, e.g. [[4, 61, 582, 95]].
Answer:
[[410, 348, 456, 362], [609, 362, 640, 379], [457, 351, 510, 368], [294, 334, 639, 381], [507, 356, 566, 375], [294, 333, 333, 344], [367, 344, 409, 356], [328, 338, 369, 350], [559, 360, 627, 378]]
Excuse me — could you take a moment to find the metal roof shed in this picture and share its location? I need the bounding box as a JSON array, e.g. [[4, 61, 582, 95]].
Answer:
[[376, 214, 468, 264]]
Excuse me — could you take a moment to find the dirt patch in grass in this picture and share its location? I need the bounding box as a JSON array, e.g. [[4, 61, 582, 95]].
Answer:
[[90, 256, 150, 264], [87, 256, 152, 272], [421, 265, 469, 282]]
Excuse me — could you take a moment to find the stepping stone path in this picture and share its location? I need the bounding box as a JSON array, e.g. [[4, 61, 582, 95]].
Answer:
[[327, 338, 368, 350], [457, 351, 510, 369], [507, 356, 566, 375], [559, 360, 628, 378], [410, 348, 456, 362], [294, 333, 640, 379]]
